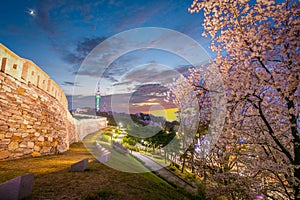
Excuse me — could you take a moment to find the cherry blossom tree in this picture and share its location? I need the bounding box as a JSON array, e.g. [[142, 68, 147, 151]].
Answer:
[[188, 0, 299, 199], [165, 75, 200, 171]]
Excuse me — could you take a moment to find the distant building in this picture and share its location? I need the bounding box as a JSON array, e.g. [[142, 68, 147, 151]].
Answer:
[[95, 83, 101, 114]]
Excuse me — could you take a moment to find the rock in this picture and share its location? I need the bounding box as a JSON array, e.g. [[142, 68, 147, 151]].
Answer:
[[57, 144, 67, 153], [48, 136, 53, 142], [0, 151, 10, 159], [52, 141, 58, 147], [1, 139, 11, 145], [41, 146, 51, 154], [16, 87, 26, 95], [19, 142, 27, 148], [31, 152, 41, 157], [0, 173, 34, 200], [8, 142, 19, 151], [37, 136, 44, 142], [14, 133, 22, 138], [11, 136, 22, 142], [0, 125, 9, 131], [23, 149, 33, 155], [27, 142, 34, 148], [70, 158, 89, 172], [33, 146, 40, 151], [5, 132, 13, 138], [22, 132, 29, 138]]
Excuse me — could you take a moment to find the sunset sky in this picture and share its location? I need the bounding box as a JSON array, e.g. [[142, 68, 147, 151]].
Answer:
[[0, 0, 212, 120]]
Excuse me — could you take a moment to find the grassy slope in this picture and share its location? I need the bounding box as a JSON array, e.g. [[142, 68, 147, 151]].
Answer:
[[0, 131, 194, 200]]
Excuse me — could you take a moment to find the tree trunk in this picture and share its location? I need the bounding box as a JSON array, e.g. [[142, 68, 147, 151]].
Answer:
[[191, 151, 195, 173], [294, 138, 300, 199], [181, 156, 186, 173], [287, 99, 300, 199]]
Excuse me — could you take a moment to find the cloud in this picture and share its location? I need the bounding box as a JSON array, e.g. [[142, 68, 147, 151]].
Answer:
[[62, 81, 80, 86], [114, 1, 177, 32], [34, 0, 59, 34], [120, 64, 190, 85], [33, 0, 106, 34], [62, 36, 107, 72], [112, 80, 134, 87], [132, 83, 169, 96]]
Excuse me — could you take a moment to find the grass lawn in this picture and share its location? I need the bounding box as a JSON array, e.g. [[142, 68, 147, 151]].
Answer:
[[0, 130, 196, 200]]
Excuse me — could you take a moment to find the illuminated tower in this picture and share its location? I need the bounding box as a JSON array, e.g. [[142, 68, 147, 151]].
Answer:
[[95, 83, 101, 114]]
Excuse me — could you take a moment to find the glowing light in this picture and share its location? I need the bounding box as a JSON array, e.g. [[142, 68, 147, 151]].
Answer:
[[26, 8, 36, 16], [149, 108, 178, 122]]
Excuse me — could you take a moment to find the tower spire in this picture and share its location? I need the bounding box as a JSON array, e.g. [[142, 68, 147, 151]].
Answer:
[[95, 82, 101, 114]]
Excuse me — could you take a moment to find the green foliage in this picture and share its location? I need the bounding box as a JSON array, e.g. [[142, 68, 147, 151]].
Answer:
[[197, 182, 207, 200], [169, 165, 177, 172], [122, 135, 138, 146]]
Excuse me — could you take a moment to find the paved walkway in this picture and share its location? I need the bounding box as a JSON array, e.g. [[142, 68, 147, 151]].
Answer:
[[131, 152, 198, 194]]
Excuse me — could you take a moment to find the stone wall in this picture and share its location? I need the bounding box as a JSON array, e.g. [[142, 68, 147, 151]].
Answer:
[[75, 118, 108, 141], [0, 43, 107, 160]]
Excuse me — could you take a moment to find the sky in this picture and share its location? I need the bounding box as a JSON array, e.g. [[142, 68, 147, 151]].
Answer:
[[0, 0, 212, 120]]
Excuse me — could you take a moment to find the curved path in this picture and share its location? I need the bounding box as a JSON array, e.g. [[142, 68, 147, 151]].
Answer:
[[131, 152, 198, 194]]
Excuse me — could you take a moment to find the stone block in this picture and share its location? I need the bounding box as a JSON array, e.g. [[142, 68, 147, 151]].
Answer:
[[31, 151, 41, 157], [1, 139, 11, 145], [11, 136, 22, 142], [33, 146, 40, 151], [14, 153, 24, 158], [27, 142, 34, 148], [0, 125, 9, 131], [8, 128, 17, 132], [0, 173, 34, 200], [57, 144, 67, 153], [52, 141, 58, 147], [2, 85, 11, 92], [5, 132, 13, 138], [0, 151, 10, 160], [0, 119, 6, 126], [0, 99, 9, 106], [21, 132, 29, 138], [37, 136, 44, 142], [48, 136, 53, 142], [23, 149, 33, 155], [13, 132, 22, 137], [41, 146, 51, 154], [70, 158, 89, 172], [19, 142, 27, 148], [8, 142, 19, 151], [7, 109, 21, 116], [7, 123, 20, 129], [16, 88, 26, 95]]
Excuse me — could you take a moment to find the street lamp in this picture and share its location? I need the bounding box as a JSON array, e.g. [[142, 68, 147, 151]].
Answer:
[[119, 122, 123, 129]]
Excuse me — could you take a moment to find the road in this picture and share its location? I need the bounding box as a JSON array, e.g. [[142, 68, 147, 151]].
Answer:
[[131, 152, 198, 194]]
